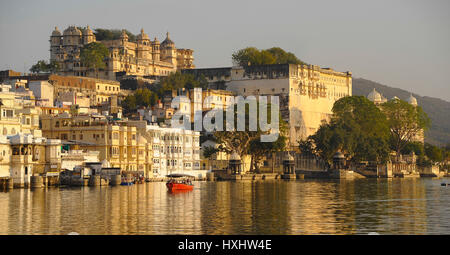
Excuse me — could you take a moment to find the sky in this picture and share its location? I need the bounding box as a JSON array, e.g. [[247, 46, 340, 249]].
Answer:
[[1, 0, 449, 101]]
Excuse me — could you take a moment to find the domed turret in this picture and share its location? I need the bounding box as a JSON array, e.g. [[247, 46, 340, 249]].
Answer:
[[367, 88, 382, 104], [137, 28, 150, 41], [82, 25, 95, 44], [63, 26, 82, 46], [161, 32, 175, 48], [408, 94, 418, 106], [51, 26, 61, 37], [63, 26, 82, 36], [120, 29, 129, 41], [83, 25, 94, 36], [51, 27, 62, 47]]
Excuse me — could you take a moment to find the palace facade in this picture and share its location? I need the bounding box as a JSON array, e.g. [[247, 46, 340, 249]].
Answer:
[[183, 64, 353, 149], [50, 26, 195, 80]]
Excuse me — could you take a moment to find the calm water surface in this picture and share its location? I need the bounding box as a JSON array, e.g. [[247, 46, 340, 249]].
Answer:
[[0, 178, 449, 235]]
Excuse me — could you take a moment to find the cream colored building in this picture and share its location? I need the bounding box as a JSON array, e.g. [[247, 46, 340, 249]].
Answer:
[[40, 113, 153, 177], [50, 26, 195, 80], [0, 84, 41, 137], [0, 134, 62, 188], [127, 121, 203, 177], [184, 64, 352, 149], [28, 81, 54, 107]]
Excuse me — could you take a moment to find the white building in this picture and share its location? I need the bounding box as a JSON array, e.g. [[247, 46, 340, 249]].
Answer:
[[28, 80, 54, 107], [143, 125, 202, 177]]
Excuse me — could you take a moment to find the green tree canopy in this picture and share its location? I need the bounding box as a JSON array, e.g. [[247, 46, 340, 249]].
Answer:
[[152, 72, 208, 98], [121, 88, 159, 113], [424, 143, 443, 162], [80, 42, 109, 75], [94, 28, 136, 42], [309, 96, 391, 164], [213, 102, 288, 172], [232, 47, 306, 66], [29, 60, 60, 73], [381, 99, 430, 157]]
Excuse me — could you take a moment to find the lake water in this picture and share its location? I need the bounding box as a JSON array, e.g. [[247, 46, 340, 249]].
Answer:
[[0, 178, 449, 235]]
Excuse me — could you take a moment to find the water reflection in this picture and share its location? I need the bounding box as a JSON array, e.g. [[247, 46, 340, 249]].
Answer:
[[0, 178, 448, 235]]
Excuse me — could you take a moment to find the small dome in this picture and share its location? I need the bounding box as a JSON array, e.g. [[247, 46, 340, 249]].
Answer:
[[51, 26, 61, 37], [137, 28, 150, 41], [63, 26, 82, 36], [120, 29, 128, 40], [391, 96, 400, 101], [408, 94, 418, 106], [153, 37, 160, 44], [367, 88, 382, 103], [230, 151, 241, 160], [83, 25, 94, 36], [161, 32, 175, 47]]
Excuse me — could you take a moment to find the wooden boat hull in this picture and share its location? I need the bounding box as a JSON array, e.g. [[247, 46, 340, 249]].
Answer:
[[166, 182, 193, 191]]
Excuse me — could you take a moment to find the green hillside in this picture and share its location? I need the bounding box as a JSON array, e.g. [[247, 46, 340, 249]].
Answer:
[[352, 78, 450, 146]]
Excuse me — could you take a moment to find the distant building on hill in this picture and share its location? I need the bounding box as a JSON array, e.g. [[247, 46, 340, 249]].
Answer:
[[49, 26, 195, 80]]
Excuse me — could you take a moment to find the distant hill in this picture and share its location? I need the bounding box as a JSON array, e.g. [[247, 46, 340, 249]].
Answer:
[[352, 78, 450, 146]]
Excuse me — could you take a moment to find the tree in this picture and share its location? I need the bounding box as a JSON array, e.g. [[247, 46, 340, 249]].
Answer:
[[203, 146, 219, 159], [213, 102, 288, 173], [80, 42, 109, 78], [266, 47, 306, 65], [94, 28, 136, 42], [152, 72, 208, 98], [121, 88, 159, 113], [29, 60, 60, 73], [232, 47, 306, 66], [401, 141, 424, 156], [310, 96, 391, 164], [424, 143, 443, 163], [381, 99, 430, 158]]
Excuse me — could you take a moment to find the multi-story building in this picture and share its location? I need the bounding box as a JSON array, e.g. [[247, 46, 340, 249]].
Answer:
[[159, 88, 235, 123], [50, 26, 195, 80], [0, 133, 62, 188], [145, 125, 201, 177], [47, 75, 121, 106], [0, 84, 41, 136], [126, 121, 201, 177], [40, 113, 153, 177], [183, 64, 353, 149]]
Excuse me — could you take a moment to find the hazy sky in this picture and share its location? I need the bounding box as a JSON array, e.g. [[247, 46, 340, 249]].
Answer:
[[1, 0, 449, 101]]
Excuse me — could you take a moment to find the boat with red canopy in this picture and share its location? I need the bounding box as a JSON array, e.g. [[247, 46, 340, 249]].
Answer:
[[166, 174, 194, 191]]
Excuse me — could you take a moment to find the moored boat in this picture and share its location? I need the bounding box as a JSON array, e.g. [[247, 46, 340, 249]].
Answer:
[[166, 174, 194, 191]]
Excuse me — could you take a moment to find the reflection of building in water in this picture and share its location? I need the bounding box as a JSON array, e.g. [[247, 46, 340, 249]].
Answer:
[[287, 181, 357, 234], [199, 182, 233, 234], [382, 179, 427, 234]]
